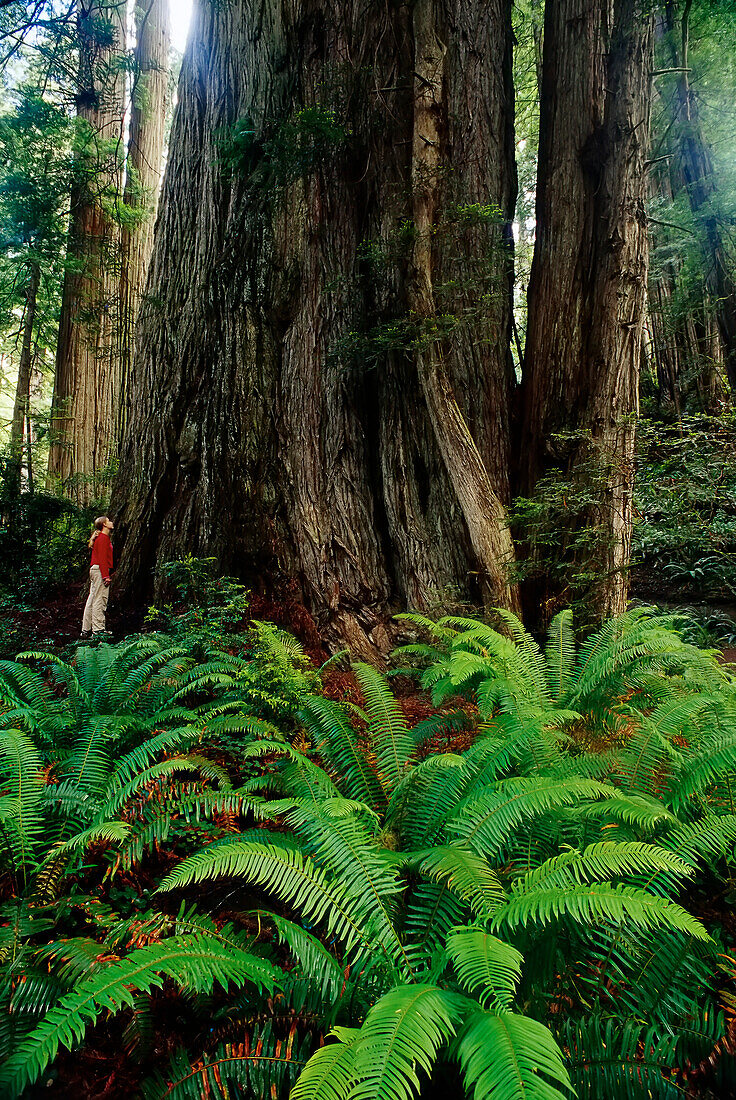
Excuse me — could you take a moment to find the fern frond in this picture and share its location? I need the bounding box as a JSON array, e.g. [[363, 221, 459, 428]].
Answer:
[[544, 610, 576, 703], [410, 846, 505, 921], [352, 663, 413, 793], [561, 1015, 680, 1100], [285, 804, 412, 975], [509, 842, 692, 894], [299, 695, 383, 808], [157, 838, 385, 966], [290, 1032, 361, 1100], [493, 882, 710, 940], [323, 985, 461, 1100], [143, 1028, 312, 1100], [447, 928, 522, 1011], [261, 911, 345, 1002], [455, 1006, 572, 1100], [448, 777, 614, 860], [0, 934, 283, 1099]]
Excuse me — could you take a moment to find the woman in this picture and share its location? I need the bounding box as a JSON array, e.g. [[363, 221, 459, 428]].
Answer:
[[80, 516, 114, 640]]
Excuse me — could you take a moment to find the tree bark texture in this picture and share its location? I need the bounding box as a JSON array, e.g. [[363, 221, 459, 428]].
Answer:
[[7, 261, 40, 497], [112, 0, 518, 651], [521, 0, 652, 621], [47, 0, 127, 504], [119, 0, 170, 439]]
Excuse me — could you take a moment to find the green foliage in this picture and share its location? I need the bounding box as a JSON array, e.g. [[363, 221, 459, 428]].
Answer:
[[0, 493, 95, 609], [145, 554, 250, 651], [509, 434, 633, 624], [4, 609, 736, 1096], [634, 416, 736, 607], [0, 85, 73, 498], [0, 934, 281, 1099], [220, 106, 350, 189], [0, 624, 323, 1093], [151, 612, 736, 1099], [394, 605, 723, 729]]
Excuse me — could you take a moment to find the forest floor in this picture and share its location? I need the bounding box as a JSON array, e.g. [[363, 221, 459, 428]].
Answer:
[[3, 581, 736, 1098], [6, 577, 736, 670]]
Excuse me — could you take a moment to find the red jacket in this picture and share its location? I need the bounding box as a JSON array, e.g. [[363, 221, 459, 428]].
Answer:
[[90, 531, 113, 581]]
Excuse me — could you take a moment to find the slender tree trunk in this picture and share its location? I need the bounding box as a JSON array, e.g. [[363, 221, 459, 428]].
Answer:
[[648, 270, 682, 418], [521, 0, 653, 621], [47, 0, 127, 504], [119, 0, 170, 438], [7, 261, 41, 497], [112, 0, 518, 651], [529, 0, 544, 95], [659, 0, 736, 392]]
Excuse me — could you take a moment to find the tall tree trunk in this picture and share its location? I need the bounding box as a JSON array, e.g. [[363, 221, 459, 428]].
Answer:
[[7, 261, 40, 497], [660, 0, 736, 392], [521, 0, 653, 622], [112, 0, 518, 651], [409, 0, 519, 613], [47, 0, 126, 504], [119, 0, 170, 438]]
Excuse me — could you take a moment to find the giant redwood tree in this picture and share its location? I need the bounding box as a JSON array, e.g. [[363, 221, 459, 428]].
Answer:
[[521, 0, 653, 619], [48, 0, 127, 503], [112, 0, 519, 650]]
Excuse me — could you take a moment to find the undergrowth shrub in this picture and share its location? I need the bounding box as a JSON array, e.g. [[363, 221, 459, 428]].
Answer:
[[144, 554, 250, 654]]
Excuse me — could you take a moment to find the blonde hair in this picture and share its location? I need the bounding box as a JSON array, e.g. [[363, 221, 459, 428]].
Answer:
[[88, 516, 109, 550]]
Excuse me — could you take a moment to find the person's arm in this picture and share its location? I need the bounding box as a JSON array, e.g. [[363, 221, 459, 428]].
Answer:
[[100, 535, 113, 585]]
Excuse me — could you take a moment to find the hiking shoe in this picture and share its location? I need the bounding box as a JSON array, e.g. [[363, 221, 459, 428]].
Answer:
[[79, 631, 92, 641]]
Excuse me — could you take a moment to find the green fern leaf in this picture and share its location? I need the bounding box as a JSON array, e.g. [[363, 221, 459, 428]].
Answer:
[[0, 934, 282, 1099], [353, 662, 414, 793], [493, 882, 710, 940], [291, 1033, 361, 1100], [447, 928, 523, 1011], [455, 1007, 571, 1100]]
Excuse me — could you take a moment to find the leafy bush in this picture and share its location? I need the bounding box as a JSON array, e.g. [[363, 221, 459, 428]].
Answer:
[[145, 554, 250, 653]]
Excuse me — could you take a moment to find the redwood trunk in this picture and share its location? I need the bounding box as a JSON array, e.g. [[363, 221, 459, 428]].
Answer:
[[7, 262, 40, 497], [521, 0, 652, 621], [112, 0, 518, 650], [119, 0, 170, 438], [47, 0, 126, 503]]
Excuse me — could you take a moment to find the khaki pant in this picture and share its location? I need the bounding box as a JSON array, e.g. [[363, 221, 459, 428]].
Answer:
[[82, 565, 109, 634]]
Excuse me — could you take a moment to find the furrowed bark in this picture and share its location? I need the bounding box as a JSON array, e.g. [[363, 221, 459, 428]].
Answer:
[[409, 0, 519, 613], [119, 0, 170, 439], [112, 0, 518, 650]]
